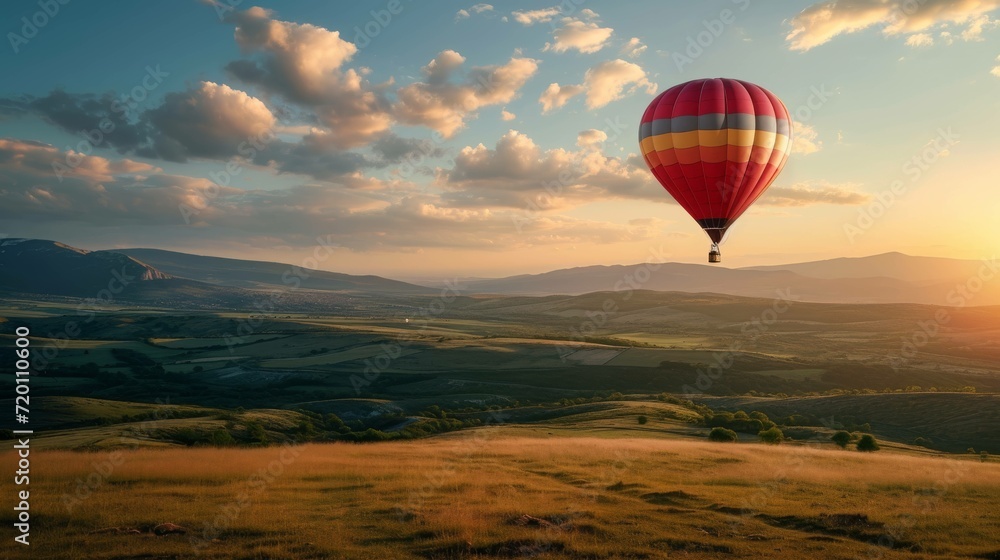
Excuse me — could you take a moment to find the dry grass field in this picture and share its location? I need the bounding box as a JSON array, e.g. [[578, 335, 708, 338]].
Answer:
[[2, 434, 998, 559]]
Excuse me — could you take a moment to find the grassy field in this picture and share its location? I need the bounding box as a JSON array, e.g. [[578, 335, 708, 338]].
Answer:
[[2, 435, 998, 559]]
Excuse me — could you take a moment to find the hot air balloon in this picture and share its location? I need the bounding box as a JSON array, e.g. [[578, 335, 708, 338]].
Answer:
[[638, 78, 792, 263]]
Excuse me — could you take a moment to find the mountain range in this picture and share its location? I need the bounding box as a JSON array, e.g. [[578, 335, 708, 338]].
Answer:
[[0, 238, 996, 307]]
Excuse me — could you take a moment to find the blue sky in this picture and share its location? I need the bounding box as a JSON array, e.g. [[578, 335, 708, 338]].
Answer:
[[1, 0, 998, 278]]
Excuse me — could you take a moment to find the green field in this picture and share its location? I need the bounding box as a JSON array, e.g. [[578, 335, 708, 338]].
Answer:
[[1, 292, 999, 557]]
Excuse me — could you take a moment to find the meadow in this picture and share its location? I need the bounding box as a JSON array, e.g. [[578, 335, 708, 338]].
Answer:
[[1, 435, 998, 559]]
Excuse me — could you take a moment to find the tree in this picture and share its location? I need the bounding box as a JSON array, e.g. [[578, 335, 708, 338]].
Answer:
[[637, 415, 648, 425], [857, 434, 880, 452], [831, 431, 851, 449], [708, 427, 738, 442], [758, 427, 784, 445]]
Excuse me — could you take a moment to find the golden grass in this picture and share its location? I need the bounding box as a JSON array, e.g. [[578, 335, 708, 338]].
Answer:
[[2, 434, 998, 559]]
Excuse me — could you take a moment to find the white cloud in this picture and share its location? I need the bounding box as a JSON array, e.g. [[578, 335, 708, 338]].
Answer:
[[223, 6, 392, 148], [791, 121, 823, 154], [905, 32, 934, 46], [786, 0, 1000, 51], [456, 3, 493, 20], [539, 83, 585, 113], [992, 55, 1000, 77], [511, 7, 561, 25], [581, 59, 657, 109], [394, 50, 539, 136], [146, 81, 275, 161], [576, 129, 607, 149], [500, 108, 516, 121], [621, 37, 647, 57], [538, 59, 656, 113], [544, 19, 614, 54]]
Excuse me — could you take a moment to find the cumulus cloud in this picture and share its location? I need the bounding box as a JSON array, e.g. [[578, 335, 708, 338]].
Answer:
[[992, 55, 1000, 77], [791, 121, 822, 154], [786, 0, 1000, 51], [223, 6, 392, 148], [511, 7, 561, 25], [544, 19, 614, 54], [393, 50, 539, 137], [500, 108, 516, 121], [538, 59, 655, 113], [539, 83, 585, 113], [760, 181, 872, 206], [621, 37, 647, 57], [438, 129, 660, 209], [576, 129, 607, 149], [146, 82, 275, 162], [581, 59, 657, 109]]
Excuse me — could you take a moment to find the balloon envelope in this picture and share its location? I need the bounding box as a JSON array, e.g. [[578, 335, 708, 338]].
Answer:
[[638, 78, 792, 243]]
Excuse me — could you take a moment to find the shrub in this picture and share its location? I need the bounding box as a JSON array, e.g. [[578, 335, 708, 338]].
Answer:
[[831, 431, 851, 449], [637, 415, 648, 425], [758, 427, 784, 445], [708, 427, 738, 442], [857, 434, 880, 452]]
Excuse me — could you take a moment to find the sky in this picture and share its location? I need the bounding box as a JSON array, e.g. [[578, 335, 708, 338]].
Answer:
[[0, 0, 998, 280]]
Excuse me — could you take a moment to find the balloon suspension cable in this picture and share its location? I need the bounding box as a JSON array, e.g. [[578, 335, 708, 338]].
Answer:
[[708, 243, 721, 264]]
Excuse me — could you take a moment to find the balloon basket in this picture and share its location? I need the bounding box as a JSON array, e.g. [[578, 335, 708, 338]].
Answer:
[[708, 244, 721, 263]]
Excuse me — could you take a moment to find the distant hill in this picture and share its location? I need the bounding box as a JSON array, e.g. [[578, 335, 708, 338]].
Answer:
[[449, 254, 1000, 305], [0, 238, 172, 297], [107, 248, 434, 295], [3, 240, 996, 306], [740, 252, 988, 284]]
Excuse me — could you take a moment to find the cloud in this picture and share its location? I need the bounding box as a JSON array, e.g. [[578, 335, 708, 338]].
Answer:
[[223, 6, 392, 148], [0, 138, 232, 224], [0, 136, 658, 252], [539, 83, 585, 113], [544, 19, 614, 54], [500, 109, 516, 121], [511, 7, 561, 25], [760, 181, 872, 206], [580, 59, 657, 109], [145, 82, 275, 162], [992, 55, 1000, 77], [621, 37, 647, 57], [576, 129, 607, 149], [438, 129, 660, 209], [786, 0, 1000, 51], [393, 50, 539, 137], [905, 32, 934, 46], [961, 13, 1000, 40], [791, 121, 822, 154], [538, 59, 655, 113], [0, 90, 151, 156], [456, 3, 493, 19]]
